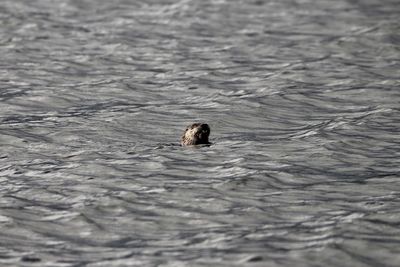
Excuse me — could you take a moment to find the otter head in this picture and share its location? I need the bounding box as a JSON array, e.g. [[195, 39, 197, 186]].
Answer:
[[181, 123, 211, 146]]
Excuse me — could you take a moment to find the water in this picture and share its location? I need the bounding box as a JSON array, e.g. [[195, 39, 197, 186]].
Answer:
[[1, 0, 399, 266]]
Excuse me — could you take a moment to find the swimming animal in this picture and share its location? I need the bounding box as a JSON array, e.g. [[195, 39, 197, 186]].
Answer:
[[181, 123, 211, 146]]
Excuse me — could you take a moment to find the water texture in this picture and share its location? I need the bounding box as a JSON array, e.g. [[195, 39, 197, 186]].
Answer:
[[0, 0, 399, 266]]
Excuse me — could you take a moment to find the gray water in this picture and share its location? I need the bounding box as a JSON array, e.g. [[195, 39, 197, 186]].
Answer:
[[1, 0, 400, 266]]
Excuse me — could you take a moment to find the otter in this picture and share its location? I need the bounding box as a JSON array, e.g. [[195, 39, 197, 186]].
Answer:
[[181, 123, 211, 146]]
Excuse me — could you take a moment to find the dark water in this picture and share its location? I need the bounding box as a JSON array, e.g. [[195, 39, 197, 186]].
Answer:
[[1, 0, 400, 266]]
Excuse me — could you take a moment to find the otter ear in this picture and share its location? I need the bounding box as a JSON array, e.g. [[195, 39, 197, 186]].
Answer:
[[185, 124, 194, 131]]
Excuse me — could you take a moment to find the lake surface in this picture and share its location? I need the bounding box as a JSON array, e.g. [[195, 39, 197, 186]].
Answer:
[[1, 0, 399, 266]]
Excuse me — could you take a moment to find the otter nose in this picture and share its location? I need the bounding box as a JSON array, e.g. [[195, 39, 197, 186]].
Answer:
[[200, 123, 209, 130]]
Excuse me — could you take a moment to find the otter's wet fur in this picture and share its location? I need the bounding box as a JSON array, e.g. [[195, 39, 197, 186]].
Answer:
[[181, 123, 211, 146]]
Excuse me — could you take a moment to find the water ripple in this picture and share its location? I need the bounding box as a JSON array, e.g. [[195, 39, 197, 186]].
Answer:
[[1, 0, 399, 266]]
